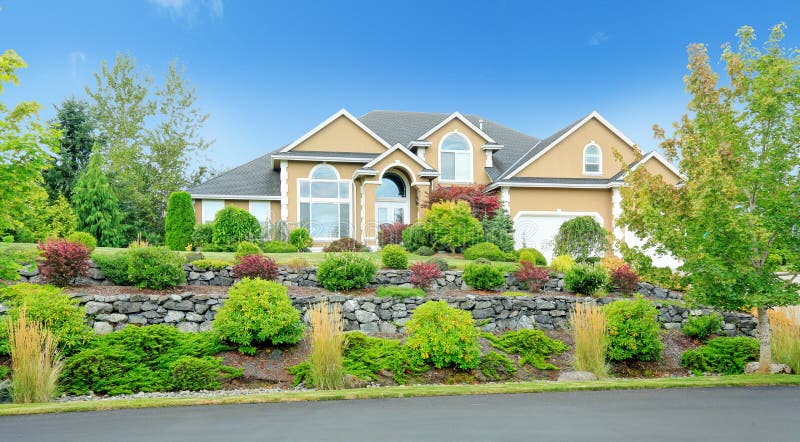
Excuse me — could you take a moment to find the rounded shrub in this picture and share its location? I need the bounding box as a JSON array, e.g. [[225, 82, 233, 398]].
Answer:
[[564, 263, 610, 296], [127, 247, 186, 290], [464, 242, 507, 261], [381, 244, 408, 269], [401, 224, 430, 252], [289, 228, 313, 251], [171, 356, 241, 391], [405, 300, 481, 370], [232, 254, 279, 281], [322, 238, 365, 252], [610, 263, 640, 294], [234, 241, 262, 261], [317, 253, 377, 291], [213, 278, 305, 354], [261, 240, 298, 253], [211, 207, 261, 245], [192, 223, 214, 248], [0, 283, 92, 355], [553, 216, 609, 262], [67, 231, 97, 253], [423, 201, 483, 253], [463, 262, 505, 290], [165, 191, 195, 251], [37, 237, 90, 287], [427, 257, 449, 272], [513, 261, 550, 292], [414, 246, 435, 257], [409, 261, 442, 290], [682, 314, 723, 340], [517, 248, 547, 266], [604, 296, 664, 362], [550, 254, 576, 274]]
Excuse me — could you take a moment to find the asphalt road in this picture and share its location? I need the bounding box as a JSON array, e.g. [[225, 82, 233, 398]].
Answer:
[[1, 387, 799, 441]]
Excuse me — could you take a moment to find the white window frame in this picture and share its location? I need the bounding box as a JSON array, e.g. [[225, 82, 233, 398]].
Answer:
[[248, 200, 270, 225], [439, 131, 473, 183], [201, 199, 225, 224], [375, 171, 411, 233], [583, 142, 602, 175], [297, 164, 352, 240]]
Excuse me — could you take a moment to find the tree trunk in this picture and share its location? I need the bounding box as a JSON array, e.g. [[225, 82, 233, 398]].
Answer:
[[756, 306, 771, 374]]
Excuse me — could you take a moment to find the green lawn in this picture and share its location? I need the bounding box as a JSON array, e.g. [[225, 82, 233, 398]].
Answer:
[[0, 242, 518, 271], [1, 374, 797, 416]]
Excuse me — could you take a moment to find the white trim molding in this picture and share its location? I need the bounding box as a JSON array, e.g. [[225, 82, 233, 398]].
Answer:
[[512, 210, 605, 226], [271, 153, 377, 163], [611, 187, 624, 247], [500, 186, 510, 213], [191, 194, 280, 201], [631, 151, 687, 181], [418, 112, 496, 143], [582, 142, 603, 175], [280, 160, 289, 221], [362, 143, 435, 172], [280, 108, 392, 153]]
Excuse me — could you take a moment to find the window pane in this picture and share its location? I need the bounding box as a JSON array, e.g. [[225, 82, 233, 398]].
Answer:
[[441, 152, 456, 180], [299, 180, 309, 198], [202, 200, 225, 224], [311, 203, 339, 238], [377, 207, 388, 225], [376, 173, 405, 198], [248, 201, 269, 224], [339, 204, 350, 237], [585, 163, 600, 173], [455, 152, 470, 181], [300, 203, 310, 229], [312, 165, 338, 180], [339, 182, 350, 199], [311, 181, 338, 198], [442, 133, 469, 151], [394, 208, 404, 223]]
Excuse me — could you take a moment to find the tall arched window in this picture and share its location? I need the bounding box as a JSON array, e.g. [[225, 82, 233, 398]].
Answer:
[[583, 143, 602, 174], [298, 164, 350, 239], [440, 132, 472, 182]]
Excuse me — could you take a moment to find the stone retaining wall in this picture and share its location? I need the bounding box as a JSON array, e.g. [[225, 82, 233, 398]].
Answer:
[[0, 292, 756, 337], [17, 263, 684, 299]]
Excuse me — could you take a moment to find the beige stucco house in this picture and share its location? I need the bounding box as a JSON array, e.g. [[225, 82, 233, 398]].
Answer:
[[189, 109, 683, 262]]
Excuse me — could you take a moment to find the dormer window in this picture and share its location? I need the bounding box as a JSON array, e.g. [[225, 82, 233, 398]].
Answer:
[[583, 143, 602, 174], [440, 132, 472, 182]]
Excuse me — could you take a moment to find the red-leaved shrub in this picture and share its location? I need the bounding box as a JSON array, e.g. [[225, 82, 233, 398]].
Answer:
[[37, 238, 90, 287], [409, 262, 442, 290], [425, 185, 500, 219], [378, 222, 408, 246], [232, 254, 279, 281], [611, 263, 640, 294], [513, 261, 550, 292]]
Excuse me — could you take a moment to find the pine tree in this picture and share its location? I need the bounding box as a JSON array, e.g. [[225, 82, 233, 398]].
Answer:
[[71, 150, 125, 247], [164, 191, 195, 250], [43, 98, 100, 201]]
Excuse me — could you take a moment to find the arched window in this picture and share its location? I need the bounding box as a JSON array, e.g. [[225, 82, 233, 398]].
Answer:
[[376, 172, 406, 198], [583, 143, 602, 174], [440, 132, 472, 182], [298, 165, 350, 239]]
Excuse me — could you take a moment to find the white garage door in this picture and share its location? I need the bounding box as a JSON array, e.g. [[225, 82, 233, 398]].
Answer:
[[513, 212, 603, 262]]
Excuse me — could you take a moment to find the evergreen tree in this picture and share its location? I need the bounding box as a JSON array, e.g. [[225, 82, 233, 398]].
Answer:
[[71, 150, 125, 247], [43, 98, 100, 201], [164, 191, 195, 250]]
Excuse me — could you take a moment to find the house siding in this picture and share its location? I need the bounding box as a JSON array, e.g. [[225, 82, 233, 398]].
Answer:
[[290, 115, 386, 154], [422, 119, 491, 185], [507, 187, 614, 233]]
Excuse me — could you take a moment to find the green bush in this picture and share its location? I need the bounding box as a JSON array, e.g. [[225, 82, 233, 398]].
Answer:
[[126, 247, 186, 290], [381, 244, 408, 269], [682, 314, 724, 340], [67, 232, 97, 253], [401, 224, 430, 252], [289, 228, 313, 251], [564, 263, 610, 296], [317, 253, 377, 291], [91, 252, 134, 285], [604, 296, 664, 362], [191, 259, 233, 270], [553, 216, 609, 262], [427, 257, 449, 272], [171, 356, 242, 391], [550, 254, 575, 274], [260, 240, 298, 253], [201, 244, 236, 252], [479, 351, 517, 380], [234, 241, 262, 261], [680, 337, 759, 375], [165, 191, 195, 251], [322, 238, 366, 252], [213, 278, 305, 354], [483, 329, 569, 370], [463, 262, 506, 290], [414, 246, 435, 256], [481, 207, 515, 253], [464, 242, 508, 261], [375, 286, 425, 298], [517, 248, 547, 266], [192, 223, 214, 248], [0, 365, 9, 379], [60, 325, 233, 395], [422, 201, 483, 253], [0, 283, 92, 356], [404, 301, 481, 370], [212, 207, 261, 245]]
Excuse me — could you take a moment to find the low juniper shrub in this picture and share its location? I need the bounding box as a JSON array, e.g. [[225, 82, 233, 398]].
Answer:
[[375, 286, 426, 298], [414, 246, 436, 256], [682, 314, 724, 340], [680, 337, 759, 375]]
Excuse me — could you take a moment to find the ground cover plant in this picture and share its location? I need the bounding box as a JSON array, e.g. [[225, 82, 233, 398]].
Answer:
[[482, 330, 568, 370], [680, 337, 759, 375], [479, 351, 517, 380], [682, 314, 723, 340], [375, 286, 425, 299]]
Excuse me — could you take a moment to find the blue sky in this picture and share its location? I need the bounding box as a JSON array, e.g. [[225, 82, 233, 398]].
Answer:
[[1, 0, 799, 170]]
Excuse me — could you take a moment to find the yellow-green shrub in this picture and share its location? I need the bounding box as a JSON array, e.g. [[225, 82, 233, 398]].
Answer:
[[404, 301, 480, 370]]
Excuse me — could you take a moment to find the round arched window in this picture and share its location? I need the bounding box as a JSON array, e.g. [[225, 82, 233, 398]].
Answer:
[[440, 132, 471, 181], [376, 172, 406, 198]]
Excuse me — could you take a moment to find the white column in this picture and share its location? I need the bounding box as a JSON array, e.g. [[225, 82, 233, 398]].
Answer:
[[611, 187, 624, 251], [360, 180, 366, 244], [485, 151, 493, 168], [417, 146, 427, 162], [280, 160, 289, 222], [500, 186, 510, 213]]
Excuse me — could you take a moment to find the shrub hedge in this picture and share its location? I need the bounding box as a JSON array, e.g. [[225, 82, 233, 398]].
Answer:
[[211, 207, 260, 245], [317, 253, 377, 291]]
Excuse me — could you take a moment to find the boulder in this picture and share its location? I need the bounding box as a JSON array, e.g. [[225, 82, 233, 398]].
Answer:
[[93, 321, 114, 335], [744, 362, 793, 374], [557, 371, 599, 382]]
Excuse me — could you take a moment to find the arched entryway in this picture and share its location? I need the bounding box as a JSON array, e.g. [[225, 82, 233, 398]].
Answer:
[[375, 170, 410, 226]]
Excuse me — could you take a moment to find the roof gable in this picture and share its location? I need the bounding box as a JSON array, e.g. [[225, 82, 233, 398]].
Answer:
[[417, 112, 496, 143], [281, 109, 391, 153]]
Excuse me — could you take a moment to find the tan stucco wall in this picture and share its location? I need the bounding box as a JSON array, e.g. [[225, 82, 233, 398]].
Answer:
[[193, 200, 202, 224], [422, 119, 491, 185], [291, 115, 386, 154], [193, 199, 275, 226], [366, 149, 426, 180], [516, 118, 638, 179], [642, 157, 682, 185], [507, 187, 614, 232], [225, 200, 249, 211]]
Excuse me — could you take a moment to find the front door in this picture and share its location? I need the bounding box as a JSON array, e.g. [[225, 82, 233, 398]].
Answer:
[[376, 202, 408, 225]]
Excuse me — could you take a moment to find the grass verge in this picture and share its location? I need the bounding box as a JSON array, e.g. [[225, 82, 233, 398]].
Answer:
[[1, 374, 799, 416]]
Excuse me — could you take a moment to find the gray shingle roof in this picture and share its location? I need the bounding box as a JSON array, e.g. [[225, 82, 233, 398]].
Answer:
[[188, 153, 280, 197], [496, 177, 619, 186], [272, 150, 380, 161]]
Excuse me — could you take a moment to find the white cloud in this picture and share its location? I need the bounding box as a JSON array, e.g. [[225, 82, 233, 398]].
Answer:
[[70, 51, 86, 79], [148, 0, 223, 21], [589, 32, 609, 46]]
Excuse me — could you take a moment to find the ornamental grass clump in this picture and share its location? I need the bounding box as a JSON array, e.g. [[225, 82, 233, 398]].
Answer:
[[768, 306, 800, 374], [8, 307, 63, 403], [570, 302, 608, 378], [307, 301, 345, 390]]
